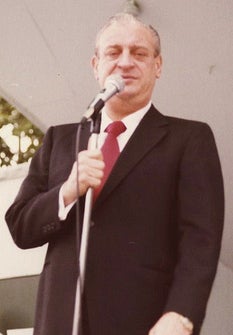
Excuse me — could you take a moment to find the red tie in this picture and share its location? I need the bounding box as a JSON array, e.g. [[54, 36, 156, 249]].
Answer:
[[94, 121, 126, 200]]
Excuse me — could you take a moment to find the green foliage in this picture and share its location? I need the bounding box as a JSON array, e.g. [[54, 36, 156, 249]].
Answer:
[[0, 97, 44, 166]]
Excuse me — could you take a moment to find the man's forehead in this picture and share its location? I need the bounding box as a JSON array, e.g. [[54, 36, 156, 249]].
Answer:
[[98, 23, 155, 49], [102, 42, 152, 51], [100, 21, 151, 38]]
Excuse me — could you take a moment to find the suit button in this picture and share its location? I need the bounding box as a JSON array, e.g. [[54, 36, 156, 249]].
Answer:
[[43, 225, 48, 233], [43, 222, 55, 233], [50, 222, 55, 230], [90, 221, 95, 227]]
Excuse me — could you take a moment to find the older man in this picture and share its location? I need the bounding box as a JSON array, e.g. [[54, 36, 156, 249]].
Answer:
[[6, 13, 224, 335]]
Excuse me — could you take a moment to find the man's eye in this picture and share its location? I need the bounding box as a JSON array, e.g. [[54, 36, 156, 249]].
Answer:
[[106, 50, 119, 58], [135, 52, 147, 58]]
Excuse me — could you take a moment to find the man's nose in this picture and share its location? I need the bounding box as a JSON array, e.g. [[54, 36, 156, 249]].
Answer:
[[117, 50, 134, 67]]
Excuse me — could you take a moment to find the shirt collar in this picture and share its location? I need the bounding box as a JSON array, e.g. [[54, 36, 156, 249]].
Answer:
[[100, 101, 152, 133]]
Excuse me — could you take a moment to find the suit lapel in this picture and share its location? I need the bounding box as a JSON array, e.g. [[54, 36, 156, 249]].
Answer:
[[94, 106, 169, 208]]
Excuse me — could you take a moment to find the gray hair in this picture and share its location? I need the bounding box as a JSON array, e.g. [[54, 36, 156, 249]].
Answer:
[[95, 13, 161, 57]]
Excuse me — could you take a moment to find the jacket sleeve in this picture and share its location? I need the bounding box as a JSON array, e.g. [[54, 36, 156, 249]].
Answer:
[[5, 126, 73, 249], [163, 123, 224, 334]]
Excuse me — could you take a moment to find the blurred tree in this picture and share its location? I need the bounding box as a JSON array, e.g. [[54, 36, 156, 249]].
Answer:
[[0, 136, 13, 166], [0, 97, 44, 167]]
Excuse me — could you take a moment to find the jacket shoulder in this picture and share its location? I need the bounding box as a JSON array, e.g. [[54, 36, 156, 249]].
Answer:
[[150, 105, 213, 138], [166, 115, 208, 128]]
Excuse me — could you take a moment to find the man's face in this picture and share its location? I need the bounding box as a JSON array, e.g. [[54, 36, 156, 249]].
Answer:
[[92, 21, 162, 106]]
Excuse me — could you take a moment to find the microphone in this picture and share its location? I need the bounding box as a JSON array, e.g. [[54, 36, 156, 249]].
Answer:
[[81, 74, 125, 124]]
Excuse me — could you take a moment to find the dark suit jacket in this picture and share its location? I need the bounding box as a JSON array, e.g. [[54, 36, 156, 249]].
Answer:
[[6, 105, 224, 335]]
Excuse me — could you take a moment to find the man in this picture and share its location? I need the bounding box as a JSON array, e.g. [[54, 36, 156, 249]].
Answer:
[[6, 13, 224, 335]]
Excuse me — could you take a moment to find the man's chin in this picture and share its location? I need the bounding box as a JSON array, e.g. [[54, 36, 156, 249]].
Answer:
[[117, 87, 138, 99]]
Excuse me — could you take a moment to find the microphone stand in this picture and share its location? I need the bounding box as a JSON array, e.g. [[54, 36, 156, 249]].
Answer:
[[72, 112, 101, 335]]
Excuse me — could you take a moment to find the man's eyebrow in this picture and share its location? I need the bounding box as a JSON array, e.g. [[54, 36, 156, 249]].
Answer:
[[131, 46, 150, 51], [104, 44, 121, 50], [104, 44, 150, 51]]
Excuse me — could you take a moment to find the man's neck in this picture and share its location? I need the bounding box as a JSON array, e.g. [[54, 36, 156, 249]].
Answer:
[[105, 97, 151, 121]]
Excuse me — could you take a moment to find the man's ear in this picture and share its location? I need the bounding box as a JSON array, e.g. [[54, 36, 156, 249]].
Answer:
[[155, 55, 162, 79], [91, 55, 99, 80]]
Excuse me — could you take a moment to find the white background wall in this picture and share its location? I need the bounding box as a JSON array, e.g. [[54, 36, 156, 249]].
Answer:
[[0, 165, 47, 279]]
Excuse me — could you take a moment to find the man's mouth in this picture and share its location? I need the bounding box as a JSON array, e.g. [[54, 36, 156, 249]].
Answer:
[[121, 75, 136, 80]]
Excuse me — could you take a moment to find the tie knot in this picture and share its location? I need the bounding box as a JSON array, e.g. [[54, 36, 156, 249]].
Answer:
[[105, 121, 126, 137]]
